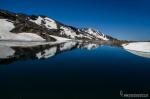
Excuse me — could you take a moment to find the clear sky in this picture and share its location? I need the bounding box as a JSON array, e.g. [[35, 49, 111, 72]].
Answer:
[[0, 0, 150, 40]]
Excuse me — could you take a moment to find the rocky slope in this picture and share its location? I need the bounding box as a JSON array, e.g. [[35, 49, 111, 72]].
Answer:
[[0, 9, 117, 42]]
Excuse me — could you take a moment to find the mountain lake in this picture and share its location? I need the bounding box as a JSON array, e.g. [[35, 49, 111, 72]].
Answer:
[[0, 41, 150, 99]]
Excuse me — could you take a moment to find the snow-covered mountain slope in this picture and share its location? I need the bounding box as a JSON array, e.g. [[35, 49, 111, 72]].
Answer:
[[81, 28, 109, 40], [0, 19, 15, 33], [0, 19, 46, 41], [30, 16, 57, 29], [0, 9, 117, 42]]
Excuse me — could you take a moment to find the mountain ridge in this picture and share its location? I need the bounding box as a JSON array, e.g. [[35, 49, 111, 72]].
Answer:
[[0, 9, 117, 42]]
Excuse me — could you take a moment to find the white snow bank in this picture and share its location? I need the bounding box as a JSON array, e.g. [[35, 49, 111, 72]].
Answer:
[[0, 19, 15, 33], [14, 33, 45, 41], [0, 19, 45, 41], [0, 41, 49, 47], [122, 42, 150, 52], [50, 35, 71, 42], [0, 39, 73, 47], [0, 32, 45, 41]]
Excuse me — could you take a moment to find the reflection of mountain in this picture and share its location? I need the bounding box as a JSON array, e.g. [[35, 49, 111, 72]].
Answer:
[[77, 42, 100, 50], [0, 41, 103, 64], [1, 41, 148, 64], [126, 50, 150, 58], [36, 41, 78, 59]]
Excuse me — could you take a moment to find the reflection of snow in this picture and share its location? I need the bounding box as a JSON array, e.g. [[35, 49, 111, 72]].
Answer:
[[36, 47, 57, 59], [0, 40, 101, 61], [36, 41, 77, 59], [122, 42, 150, 52], [0, 40, 71, 47], [0, 46, 15, 59], [82, 43, 99, 50], [60, 42, 77, 51], [126, 49, 150, 58]]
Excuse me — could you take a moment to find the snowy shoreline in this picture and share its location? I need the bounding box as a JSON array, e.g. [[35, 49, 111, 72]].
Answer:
[[122, 42, 150, 53], [0, 40, 73, 47]]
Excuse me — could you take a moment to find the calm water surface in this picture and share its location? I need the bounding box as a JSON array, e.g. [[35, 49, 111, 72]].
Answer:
[[0, 41, 150, 99]]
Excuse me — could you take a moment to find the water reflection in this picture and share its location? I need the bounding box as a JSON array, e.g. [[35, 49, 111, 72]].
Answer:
[[0, 41, 149, 64], [0, 41, 123, 64], [126, 49, 150, 58]]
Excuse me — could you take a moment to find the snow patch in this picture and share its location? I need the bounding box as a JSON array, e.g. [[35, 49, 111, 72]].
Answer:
[[30, 16, 43, 25], [30, 16, 57, 29], [15, 33, 45, 41], [83, 28, 109, 41], [0, 19, 45, 41], [0, 32, 45, 41], [0, 19, 15, 33], [0, 41, 49, 47], [50, 35, 71, 42], [60, 26, 77, 39], [122, 42, 150, 53], [44, 17, 57, 29]]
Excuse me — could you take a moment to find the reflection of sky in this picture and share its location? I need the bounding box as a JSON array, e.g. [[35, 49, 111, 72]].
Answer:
[[0, 0, 150, 40]]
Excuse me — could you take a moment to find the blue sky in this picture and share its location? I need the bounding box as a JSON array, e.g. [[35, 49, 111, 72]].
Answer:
[[0, 0, 150, 40]]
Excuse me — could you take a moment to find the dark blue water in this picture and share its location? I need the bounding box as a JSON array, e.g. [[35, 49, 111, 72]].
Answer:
[[0, 44, 150, 99]]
